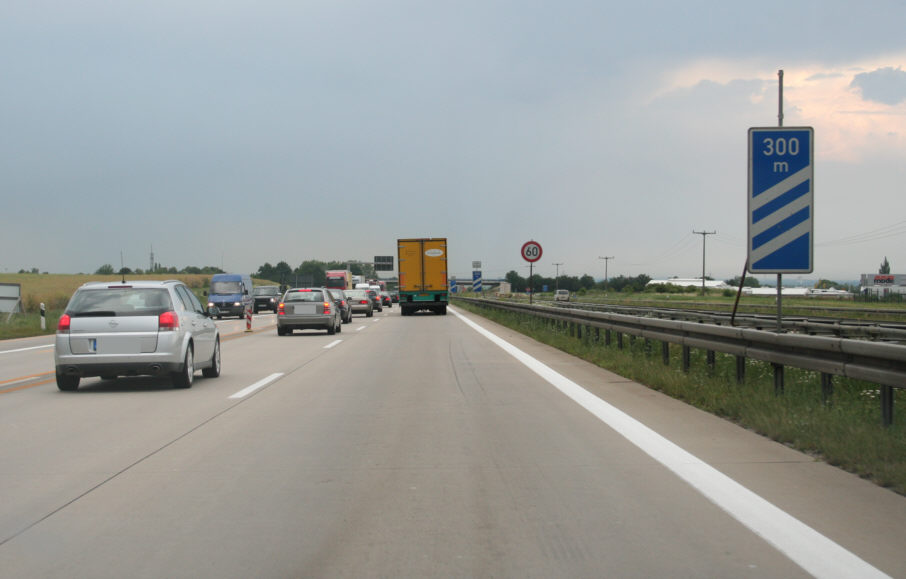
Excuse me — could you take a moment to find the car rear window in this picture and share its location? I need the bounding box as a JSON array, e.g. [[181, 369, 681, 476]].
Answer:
[[67, 288, 173, 317], [284, 290, 324, 302]]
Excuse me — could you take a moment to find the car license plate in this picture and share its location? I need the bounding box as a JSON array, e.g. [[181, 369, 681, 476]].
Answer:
[[293, 304, 317, 314], [88, 338, 97, 353]]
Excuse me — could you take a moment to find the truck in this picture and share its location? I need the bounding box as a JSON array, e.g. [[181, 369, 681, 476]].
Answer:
[[325, 269, 353, 291], [397, 238, 448, 315]]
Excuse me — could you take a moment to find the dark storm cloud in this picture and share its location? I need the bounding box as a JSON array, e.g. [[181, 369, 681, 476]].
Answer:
[[850, 66, 906, 105]]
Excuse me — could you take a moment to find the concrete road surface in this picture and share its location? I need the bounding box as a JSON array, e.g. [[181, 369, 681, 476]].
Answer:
[[0, 306, 903, 578]]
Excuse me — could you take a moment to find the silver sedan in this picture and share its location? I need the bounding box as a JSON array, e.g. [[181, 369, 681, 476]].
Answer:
[[277, 288, 342, 335]]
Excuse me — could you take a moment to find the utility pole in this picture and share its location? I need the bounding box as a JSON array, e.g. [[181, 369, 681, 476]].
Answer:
[[693, 230, 716, 295], [552, 262, 563, 291], [598, 256, 614, 293]]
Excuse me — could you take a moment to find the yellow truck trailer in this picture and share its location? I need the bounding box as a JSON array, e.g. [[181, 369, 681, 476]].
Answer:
[[397, 238, 448, 315]]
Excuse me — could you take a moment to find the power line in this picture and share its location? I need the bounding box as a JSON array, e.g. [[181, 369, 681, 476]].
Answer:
[[818, 220, 906, 247]]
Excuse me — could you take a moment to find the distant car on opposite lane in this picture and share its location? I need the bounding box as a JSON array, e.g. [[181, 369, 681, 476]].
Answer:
[[253, 285, 281, 313]]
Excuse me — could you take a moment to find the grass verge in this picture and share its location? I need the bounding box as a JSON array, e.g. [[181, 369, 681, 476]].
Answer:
[[456, 300, 906, 496]]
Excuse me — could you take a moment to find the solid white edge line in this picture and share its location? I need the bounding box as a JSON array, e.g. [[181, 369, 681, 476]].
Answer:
[[0, 345, 53, 355], [324, 340, 342, 349], [449, 306, 890, 579], [229, 373, 284, 399]]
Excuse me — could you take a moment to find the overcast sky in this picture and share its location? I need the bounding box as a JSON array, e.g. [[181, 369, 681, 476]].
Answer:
[[2, 0, 905, 283]]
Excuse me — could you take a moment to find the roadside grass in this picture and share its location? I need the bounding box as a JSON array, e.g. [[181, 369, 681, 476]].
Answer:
[[456, 300, 906, 496]]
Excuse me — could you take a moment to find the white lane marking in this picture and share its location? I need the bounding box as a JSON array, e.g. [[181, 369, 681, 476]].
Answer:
[[229, 373, 284, 399], [450, 307, 890, 579], [356, 326, 367, 332], [324, 340, 342, 349], [0, 345, 53, 355]]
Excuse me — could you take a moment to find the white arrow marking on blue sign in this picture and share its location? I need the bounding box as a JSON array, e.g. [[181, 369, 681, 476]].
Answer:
[[750, 165, 812, 264], [751, 166, 811, 214]]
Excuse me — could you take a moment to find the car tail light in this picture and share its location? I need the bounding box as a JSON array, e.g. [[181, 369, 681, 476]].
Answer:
[[323, 301, 331, 314], [159, 311, 179, 331], [278, 303, 285, 315], [57, 314, 71, 333]]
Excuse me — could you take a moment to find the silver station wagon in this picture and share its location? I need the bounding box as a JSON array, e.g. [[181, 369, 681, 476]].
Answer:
[[277, 287, 342, 335], [54, 280, 221, 391]]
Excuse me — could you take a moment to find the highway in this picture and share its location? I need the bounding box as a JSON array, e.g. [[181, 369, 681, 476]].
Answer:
[[1, 307, 904, 578]]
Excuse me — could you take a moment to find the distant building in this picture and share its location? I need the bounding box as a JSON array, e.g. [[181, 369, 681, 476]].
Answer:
[[647, 278, 732, 290], [743, 287, 852, 298], [860, 274, 906, 297]]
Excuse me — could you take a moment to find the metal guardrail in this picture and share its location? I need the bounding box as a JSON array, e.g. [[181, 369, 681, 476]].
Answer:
[[455, 297, 906, 425], [540, 300, 906, 342]]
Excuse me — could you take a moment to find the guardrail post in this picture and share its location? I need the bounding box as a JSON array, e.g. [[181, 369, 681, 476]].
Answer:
[[644, 338, 651, 356], [594, 328, 600, 343], [682, 346, 691, 372], [736, 356, 746, 384], [617, 332, 623, 350], [881, 385, 894, 427], [707, 350, 715, 371], [773, 364, 784, 395], [605, 329, 611, 346], [577, 324, 582, 340], [662, 342, 670, 366], [821, 373, 834, 405]]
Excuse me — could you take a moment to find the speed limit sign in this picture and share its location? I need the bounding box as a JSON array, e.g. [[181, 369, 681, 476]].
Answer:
[[521, 240, 542, 262]]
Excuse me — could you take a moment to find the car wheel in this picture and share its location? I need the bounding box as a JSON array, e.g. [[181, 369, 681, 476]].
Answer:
[[327, 319, 337, 335], [173, 345, 194, 389], [56, 371, 79, 391], [202, 338, 221, 378], [366, 310, 373, 317], [277, 327, 287, 336]]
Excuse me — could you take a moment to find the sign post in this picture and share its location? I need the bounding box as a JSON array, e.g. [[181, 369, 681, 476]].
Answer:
[[521, 241, 542, 304]]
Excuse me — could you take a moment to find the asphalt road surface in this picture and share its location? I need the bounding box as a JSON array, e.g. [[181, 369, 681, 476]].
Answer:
[[1, 307, 904, 578]]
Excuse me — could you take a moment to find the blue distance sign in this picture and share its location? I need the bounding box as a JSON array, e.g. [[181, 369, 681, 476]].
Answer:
[[472, 270, 482, 292], [748, 127, 814, 273]]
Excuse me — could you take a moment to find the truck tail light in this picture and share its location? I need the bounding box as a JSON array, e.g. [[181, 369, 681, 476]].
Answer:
[[159, 311, 179, 331]]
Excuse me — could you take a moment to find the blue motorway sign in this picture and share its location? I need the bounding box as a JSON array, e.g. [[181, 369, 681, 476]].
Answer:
[[748, 127, 814, 273], [472, 270, 482, 292]]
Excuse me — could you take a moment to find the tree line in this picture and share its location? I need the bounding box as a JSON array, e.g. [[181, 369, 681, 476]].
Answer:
[[92, 261, 377, 287]]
